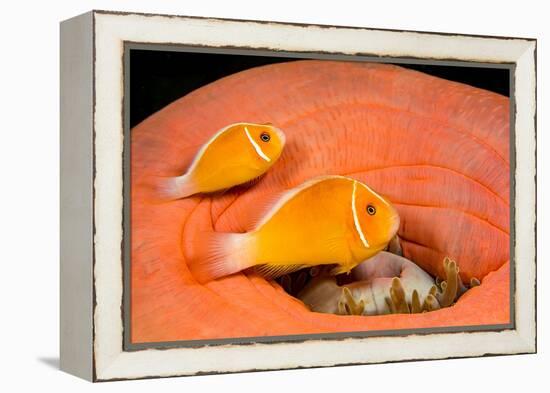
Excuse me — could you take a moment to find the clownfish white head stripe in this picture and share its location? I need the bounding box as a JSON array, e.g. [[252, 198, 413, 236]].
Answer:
[[244, 126, 271, 162], [352, 181, 370, 248]]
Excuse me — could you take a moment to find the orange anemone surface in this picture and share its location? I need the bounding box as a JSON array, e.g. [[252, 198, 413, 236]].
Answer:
[[131, 60, 510, 343]]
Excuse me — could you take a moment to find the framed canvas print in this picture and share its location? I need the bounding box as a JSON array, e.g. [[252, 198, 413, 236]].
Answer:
[[60, 10, 537, 382]]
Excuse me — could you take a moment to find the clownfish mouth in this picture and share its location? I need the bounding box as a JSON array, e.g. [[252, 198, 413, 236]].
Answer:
[[271, 125, 286, 147], [378, 193, 400, 241], [389, 213, 401, 239]]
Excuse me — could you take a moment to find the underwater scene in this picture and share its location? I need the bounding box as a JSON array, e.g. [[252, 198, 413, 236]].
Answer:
[[129, 50, 511, 345]]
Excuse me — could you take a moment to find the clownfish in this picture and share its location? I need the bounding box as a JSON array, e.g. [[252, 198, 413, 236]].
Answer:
[[189, 175, 400, 283], [158, 122, 286, 200]]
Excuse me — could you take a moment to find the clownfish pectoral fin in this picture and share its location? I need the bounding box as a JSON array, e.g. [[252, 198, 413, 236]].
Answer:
[[237, 173, 266, 190], [189, 232, 255, 283], [329, 265, 352, 276], [254, 264, 307, 280], [324, 236, 351, 264], [155, 173, 198, 201], [241, 190, 289, 230]]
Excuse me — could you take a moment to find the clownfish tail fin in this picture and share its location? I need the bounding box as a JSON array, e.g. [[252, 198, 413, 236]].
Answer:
[[155, 173, 197, 201], [189, 232, 256, 283]]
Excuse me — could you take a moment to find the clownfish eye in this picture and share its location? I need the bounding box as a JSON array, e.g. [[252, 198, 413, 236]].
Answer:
[[367, 205, 376, 215], [260, 132, 271, 142]]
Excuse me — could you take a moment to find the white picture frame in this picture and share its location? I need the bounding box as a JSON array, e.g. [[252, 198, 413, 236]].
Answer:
[[60, 10, 536, 381]]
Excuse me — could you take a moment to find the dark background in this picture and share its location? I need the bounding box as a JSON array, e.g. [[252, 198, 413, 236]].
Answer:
[[129, 49, 510, 128]]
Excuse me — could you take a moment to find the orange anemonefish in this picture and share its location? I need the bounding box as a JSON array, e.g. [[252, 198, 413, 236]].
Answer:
[[189, 175, 400, 283], [158, 122, 286, 200]]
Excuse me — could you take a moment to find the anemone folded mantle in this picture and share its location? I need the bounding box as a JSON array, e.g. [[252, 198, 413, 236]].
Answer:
[[131, 60, 510, 343]]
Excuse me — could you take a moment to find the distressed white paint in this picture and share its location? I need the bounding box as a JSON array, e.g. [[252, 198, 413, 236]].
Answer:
[[92, 11, 536, 381]]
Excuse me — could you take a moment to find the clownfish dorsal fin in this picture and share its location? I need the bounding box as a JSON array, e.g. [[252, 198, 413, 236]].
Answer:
[[251, 175, 352, 230], [242, 190, 287, 230], [185, 123, 235, 174]]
